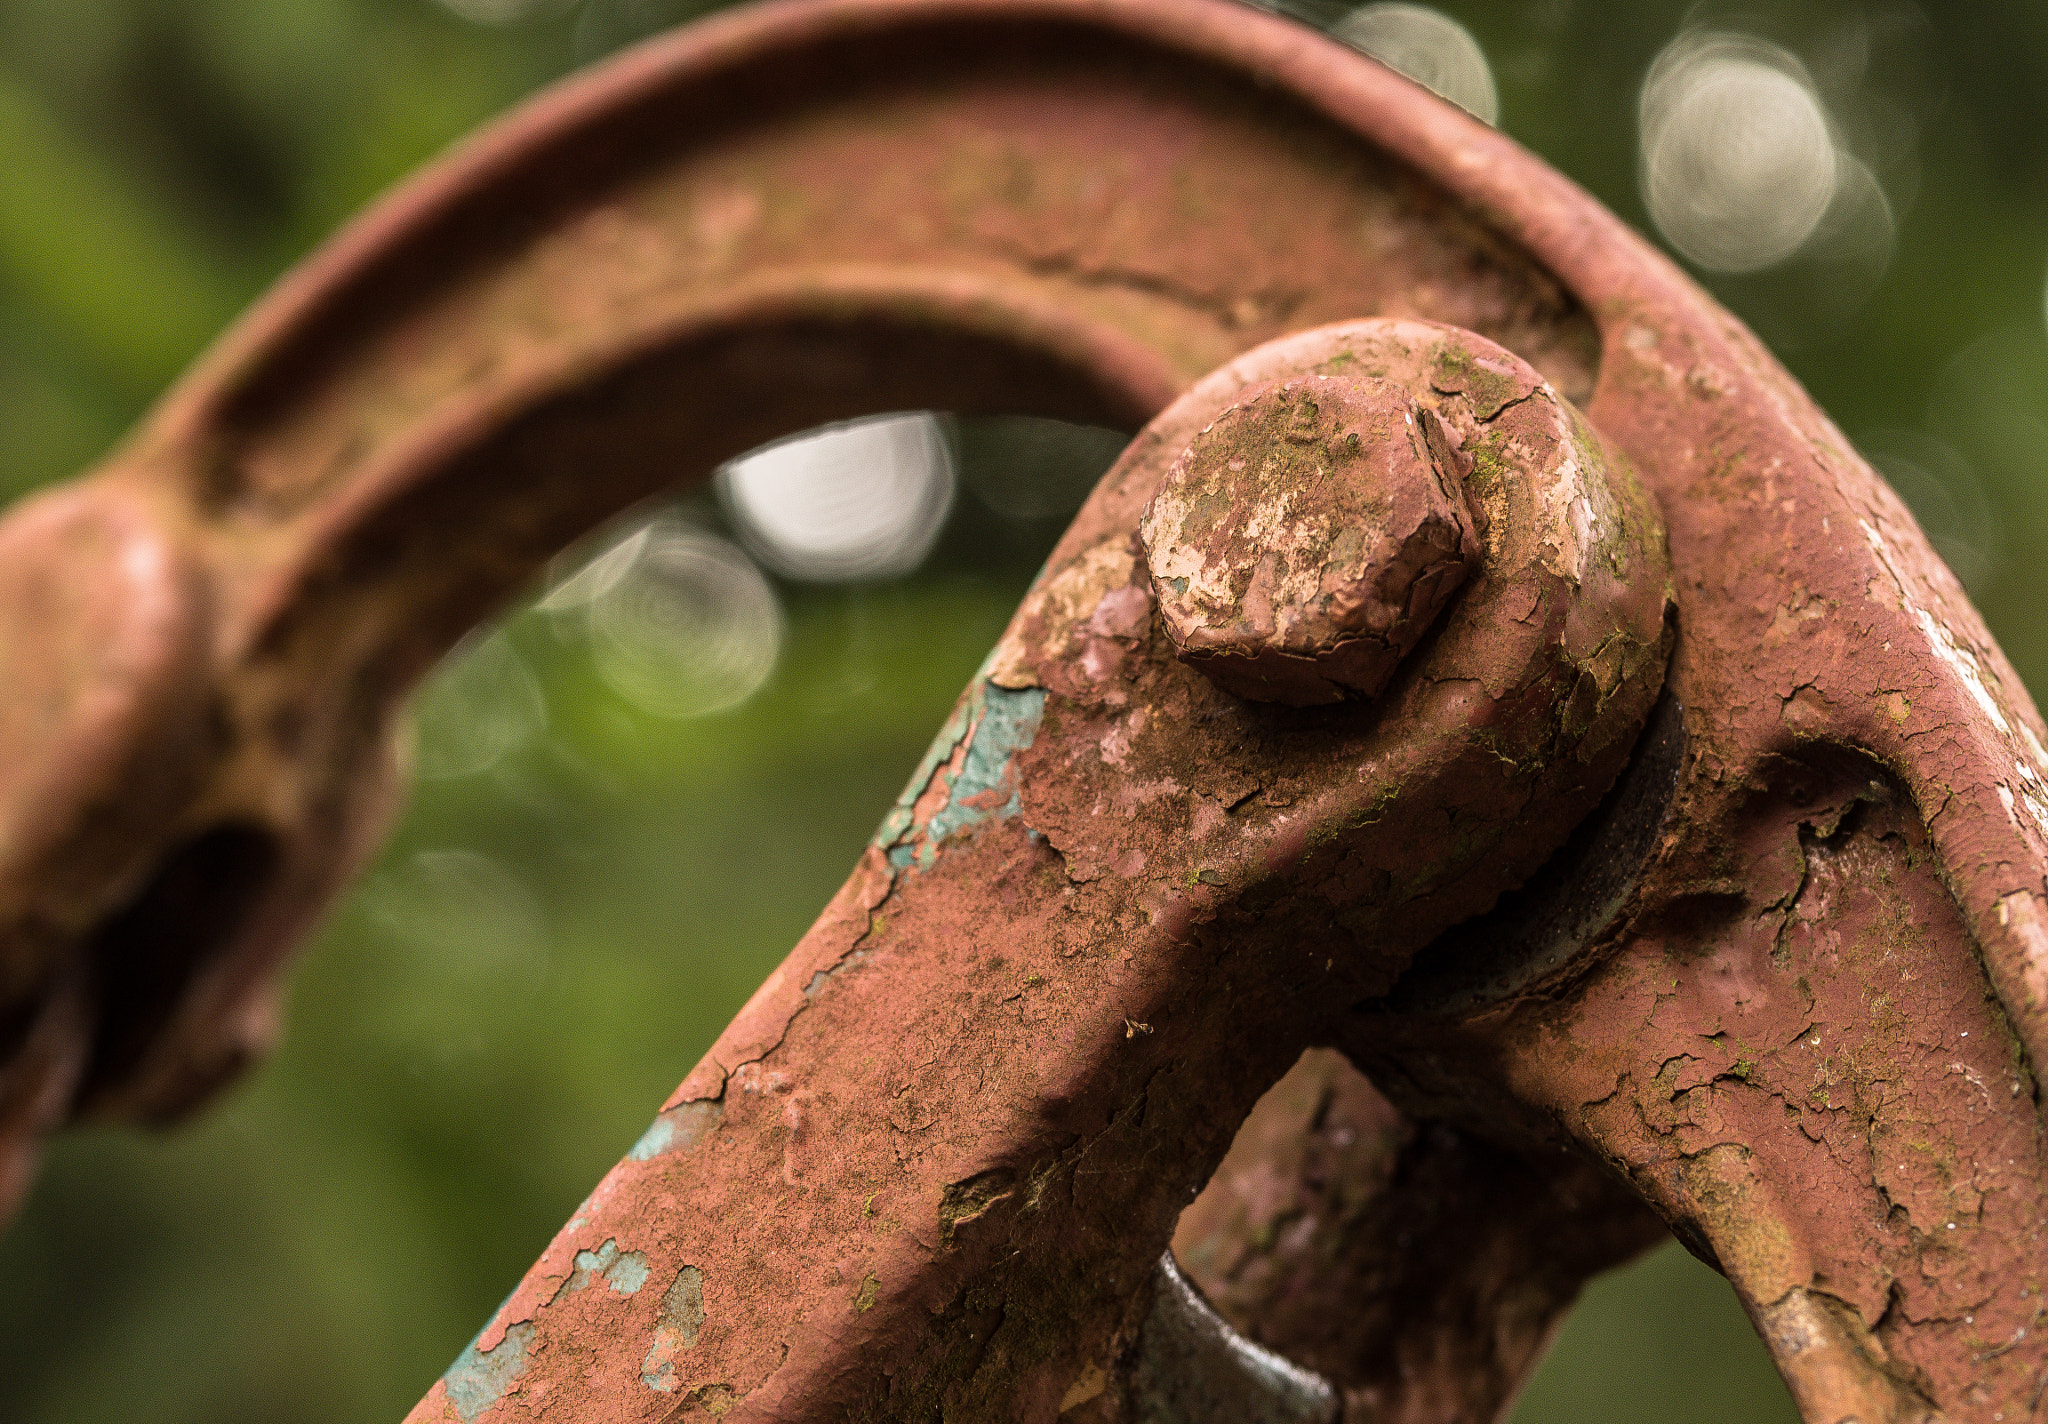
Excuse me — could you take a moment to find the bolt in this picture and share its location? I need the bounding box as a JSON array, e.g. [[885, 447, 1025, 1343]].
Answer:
[[1138, 371, 1481, 706]]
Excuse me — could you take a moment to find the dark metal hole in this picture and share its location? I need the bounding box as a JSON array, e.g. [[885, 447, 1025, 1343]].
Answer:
[[76, 822, 282, 1109], [1364, 688, 1688, 1016]]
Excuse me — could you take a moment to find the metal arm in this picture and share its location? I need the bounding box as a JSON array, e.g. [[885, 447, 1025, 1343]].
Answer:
[[0, 0, 2040, 1418]]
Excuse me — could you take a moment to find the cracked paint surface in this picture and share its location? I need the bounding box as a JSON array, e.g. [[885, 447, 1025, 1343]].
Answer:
[[1356, 780, 2048, 1418], [402, 310, 1669, 1423], [0, 0, 2041, 1415], [443, 1318, 535, 1424], [877, 670, 1048, 872]]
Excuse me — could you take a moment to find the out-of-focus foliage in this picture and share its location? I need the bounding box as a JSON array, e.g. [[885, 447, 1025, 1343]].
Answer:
[[1, 0, 2045, 1419]]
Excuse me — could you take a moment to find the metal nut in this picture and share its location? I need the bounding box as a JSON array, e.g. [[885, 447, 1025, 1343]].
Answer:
[[1138, 371, 1481, 706]]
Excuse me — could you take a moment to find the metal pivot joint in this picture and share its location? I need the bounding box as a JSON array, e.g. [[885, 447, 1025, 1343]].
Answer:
[[1140, 366, 1478, 706], [0, 0, 2043, 1419]]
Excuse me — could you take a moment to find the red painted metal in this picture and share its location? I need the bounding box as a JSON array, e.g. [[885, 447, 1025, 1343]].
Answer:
[[1138, 357, 1491, 707], [0, 0, 2041, 1417]]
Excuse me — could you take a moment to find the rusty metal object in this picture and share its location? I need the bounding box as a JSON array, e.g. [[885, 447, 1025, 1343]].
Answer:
[[0, 0, 2042, 1418], [1350, 767, 2048, 1419], [1171, 1048, 1669, 1423], [408, 315, 1669, 1421], [0, 0, 1626, 1171], [1120, 1253, 1338, 1424]]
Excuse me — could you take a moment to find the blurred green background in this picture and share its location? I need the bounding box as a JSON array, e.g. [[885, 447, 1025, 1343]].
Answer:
[[3, 0, 2046, 1418]]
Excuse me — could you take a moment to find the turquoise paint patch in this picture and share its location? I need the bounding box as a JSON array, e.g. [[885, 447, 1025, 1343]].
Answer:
[[564, 1238, 651, 1297], [875, 675, 1045, 871], [571, 1240, 617, 1278], [437, 1237, 649, 1420], [628, 1116, 680, 1161], [606, 1251, 651, 1295], [627, 1099, 723, 1162], [443, 1318, 534, 1422], [934, 685, 1043, 833], [874, 693, 976, 849]]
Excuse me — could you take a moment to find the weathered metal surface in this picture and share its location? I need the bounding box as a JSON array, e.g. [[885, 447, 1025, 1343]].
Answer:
[[1351, 782, 2048, 1419], [1138, 362, 1485, 705], [1172, 1048, 1668, 1423], [0, 0, 2041, 1418], [409, 315, 1670, 1419], [0, 0, 1614, 1184], [1121, 1253, 1339, 1424]]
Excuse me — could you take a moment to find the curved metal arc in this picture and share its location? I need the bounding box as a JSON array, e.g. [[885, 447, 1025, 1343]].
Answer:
[[1, 0, 1608, 1141], [0, 0, 2039, 1417], [89, 0, 2048, 1102], [137, 0, 1586, 447]]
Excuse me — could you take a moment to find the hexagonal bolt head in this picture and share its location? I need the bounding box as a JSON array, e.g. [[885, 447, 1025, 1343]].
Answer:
[[1138, 372, 1482, 706]]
